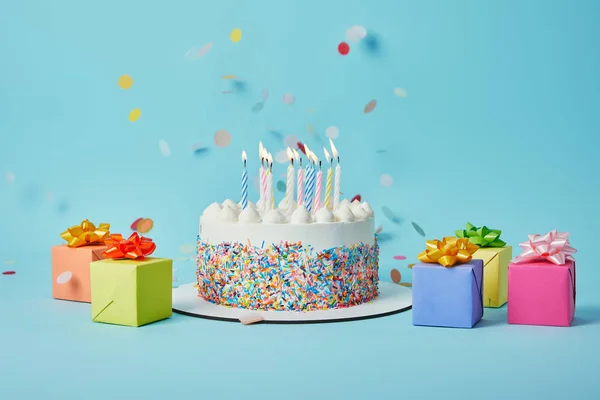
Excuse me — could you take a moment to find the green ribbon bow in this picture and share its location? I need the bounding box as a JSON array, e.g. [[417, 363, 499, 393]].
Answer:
[[455, 222, 506, 248]]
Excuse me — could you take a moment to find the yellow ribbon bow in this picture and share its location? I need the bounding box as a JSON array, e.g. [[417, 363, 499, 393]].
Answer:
[[60, 219, 110, 248], [417, 237, 479, 267]]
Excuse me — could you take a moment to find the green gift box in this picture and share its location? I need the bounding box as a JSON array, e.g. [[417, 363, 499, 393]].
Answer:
[[90, 257, 173, 327]]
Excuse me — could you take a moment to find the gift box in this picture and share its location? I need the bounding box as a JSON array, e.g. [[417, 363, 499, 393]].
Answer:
[[90, 233, 172, 327], [456, 223, 511, 308], [52, 220, 110, 303], [508, 230, 576, 327], [412, 237, 484, 328]]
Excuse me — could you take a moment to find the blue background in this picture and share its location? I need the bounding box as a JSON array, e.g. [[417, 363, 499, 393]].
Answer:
[[2, 0, 600, 398]]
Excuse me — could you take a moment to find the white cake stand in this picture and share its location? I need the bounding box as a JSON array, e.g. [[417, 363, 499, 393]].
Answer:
[[172, 281, 412, 324]]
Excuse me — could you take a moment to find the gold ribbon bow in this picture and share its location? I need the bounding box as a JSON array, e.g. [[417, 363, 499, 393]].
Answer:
[[60, 219, 110, 248], [417, 237, 479, 267]]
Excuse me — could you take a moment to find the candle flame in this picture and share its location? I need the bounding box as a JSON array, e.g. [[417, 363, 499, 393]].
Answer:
[[311, 151, 319, 163], [323, 148, 331, 163], [303, 144, 311, 160], [259, 141, 264, 159], [329, 139, 338, 159], [286, 147, 294, 161], [292, 148, 300, 161], [242, 150, 247, 161]]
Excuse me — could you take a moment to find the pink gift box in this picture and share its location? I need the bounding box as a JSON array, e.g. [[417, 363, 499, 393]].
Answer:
[[508, 260, 576, 327]]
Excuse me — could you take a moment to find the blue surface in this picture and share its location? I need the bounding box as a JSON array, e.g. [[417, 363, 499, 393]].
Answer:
[[2, 0, 600, 398], [413, 260, 483, 328]]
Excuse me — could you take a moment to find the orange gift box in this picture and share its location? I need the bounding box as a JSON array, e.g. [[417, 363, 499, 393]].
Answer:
[[52, 244, 107, 302]]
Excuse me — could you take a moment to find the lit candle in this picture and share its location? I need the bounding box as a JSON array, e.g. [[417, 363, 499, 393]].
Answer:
[[241, 150, 248, 210], [259, 142, 266, 210], [313, 155, 323, 213], [323, 148, 333, 210], [295, 149, 303, 206], [330, 139, 341, 211], [285, 147, 295, 215]]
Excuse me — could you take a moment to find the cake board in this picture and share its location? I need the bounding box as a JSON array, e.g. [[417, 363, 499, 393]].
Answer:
[[172, 281, 412, 324]]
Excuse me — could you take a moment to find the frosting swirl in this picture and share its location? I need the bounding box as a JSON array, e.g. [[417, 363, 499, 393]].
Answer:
[[263, 209, 286, 224], [239, 206, 261, 223], [218, 205, 239, 222], [315, 207, 334, 223], [222, 199, 238, 210], [202, 202, 223, 220], [290, 205, 312, 224], [334, 204, 355, 222], [361, 202, 374, 218]]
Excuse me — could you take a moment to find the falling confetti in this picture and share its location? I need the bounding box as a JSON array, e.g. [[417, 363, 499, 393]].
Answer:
[[179, 244, 196, 254], [275, 150, 289, 164], [56, 271, 72, 285], [2, 271, 15, 275], [5, 172, 15, 184], [214, 130, 231, 148], [390, 269, 401, 284], [276, 180, 286, 193], [375, 225, 383, 234], [412, 222, 426, 237], [268, 129, 283, 139], [251, 102, 264, 113], [118, 75, 133, 90], [364, 100, 377, 114], [377, 232, 395, 243], [345, 25, 367, 43], [399, 283, 413, 288], [196, 42, 213, 58], [137, 218, 154, 234], [239, 314, 264, 325], [130, 217, 143, 231], [306, 124, 316, 136], [230, 28, 242, 43], [380, 174, 393, 187], [408, 263, 415, 269], [297, 142, 306, 155], [222, 75, 238, 79], [129, 108, 141, 122], [325, 126, 339, 139], [382, 206, 402, 225], [338, 42, 350, 55], [284, 135, 299, 149], [191, 142, 207, 152], [394, 88, 407, 97], [283, 93, 295, 105], [261, 88, 269, 102], [351, 194, 362, 203], [393, 255, 406, 260], [159, 139, 171, 157]]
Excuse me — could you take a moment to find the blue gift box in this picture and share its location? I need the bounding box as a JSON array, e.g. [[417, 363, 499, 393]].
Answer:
[[412, 259, 484, 328]]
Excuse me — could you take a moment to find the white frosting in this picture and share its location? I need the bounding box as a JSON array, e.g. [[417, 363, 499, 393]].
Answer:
[[334, 204, 355, 222], [315, 207, 334, 223], [222, 199, 237, 210], [256, 198, 264, 210], [290, 205, 312, 224], [362, 202, 374, 218], [339, 199, 350, 209], [278, 198, 297, 212], [263, 209, 286, 224], [218, 205, 238, 222], [239, 206, 261, 223], [352, 206, 369, 221], [202, 202, 223, 220], [238, 200, 256, 210]]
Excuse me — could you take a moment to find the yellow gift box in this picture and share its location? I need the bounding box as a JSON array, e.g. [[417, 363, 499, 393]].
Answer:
[[473, 246, 512, 308]]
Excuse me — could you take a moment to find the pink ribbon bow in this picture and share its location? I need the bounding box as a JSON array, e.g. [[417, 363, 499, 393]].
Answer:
[[512, 230, 576, 265]]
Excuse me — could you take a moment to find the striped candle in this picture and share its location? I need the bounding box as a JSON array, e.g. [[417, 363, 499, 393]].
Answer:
[[323, 148, 333, 209], [285, 148, 295, 215], [260, 164, 266, 210], [296, 151, 304, 206], [330, 139, 341, 210], [314, 162, 323, 213], [304, 158, 316, 211], [241, 151, 248, 209]]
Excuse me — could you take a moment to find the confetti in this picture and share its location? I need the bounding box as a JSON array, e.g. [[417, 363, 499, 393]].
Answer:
[[390, 269, 401, 284], [338, 42, 350, 55], [399, 282, 413, 288], [5, 172, 14, 184], [196, 42, 213, 58], [230, 28, 242, 43], [118, 75, 133, 90], [284, 134, 299, 149], [191, 142, 208, 152], [251, 102, 264, 113], [4, 260, 16, 265], [137, 218, 154, 234], [179, 244, 196, 254], [128, 108, 141, 122], [159, 139, 171, 157], [276, 180, 286, 193], [393, 255, 406, 260], [297, 142, 306, 155], [275, 150, 289, 164], [283, 93, 295, 105], [345, 25, 367, 43], [380, 174, 393, 187], [381, 206, 402, 225], [351, 194, 362, 203], [261, 88, 269, 102], [222, 75, 238, 79], [130, 217, 143, 231], [408, 263, 415, 269], [56, 271, 72, 285], [268, 129, 283, 139], [214, 130, 232, 147], [376, 232, 394, 243], [375, 149, 387, 153], [239, 314, 264, 325], [2, 271, 15, 275], [375, 225, 383, 234], [394, 88, 407, 97], [306, 124, 316, 136], [364, 100, 377, 114], [412, 222, 426, 237], [325, 126, 339, 139]]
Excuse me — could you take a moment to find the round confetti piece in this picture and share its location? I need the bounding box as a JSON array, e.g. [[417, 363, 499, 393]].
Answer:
[[5, 172, 14, 184], [345, 25, 367, 43], [2, 271, 15, 275], [284, 134, 299, 149], [137, 218, 154, 234], [364, 100, 377, 114], [130, 217, 143, 231], [230, 28, 242, 43], [251, 102, 264, 113], [261, 88, 269, 102], [159, 139, 171, 157], [196, 42, 213, 58], [276, 180, 286, 193], [179, 244, 196, 254], [56, 271, 72, 285], [412, 222, 426, 237], [283, 93, 295, 105], [375, 225, 383, 234], [380, 174, 393, 187], [394, 88, 407, 97], [338, 42, 350, 55], [306, 124, 316, 136], [297, 142, 306, 155], [275, 150, 289, 164], [393, 255, 406, 260], [214, 130, 231, 148], [390, 269, 401, 284], [129, 108, 141, 122], [118, 75, 133, 90], [325, 126, 339, 139]]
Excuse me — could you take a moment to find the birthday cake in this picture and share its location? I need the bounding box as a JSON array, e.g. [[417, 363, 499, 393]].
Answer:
[[196, 141, 380, 312]]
